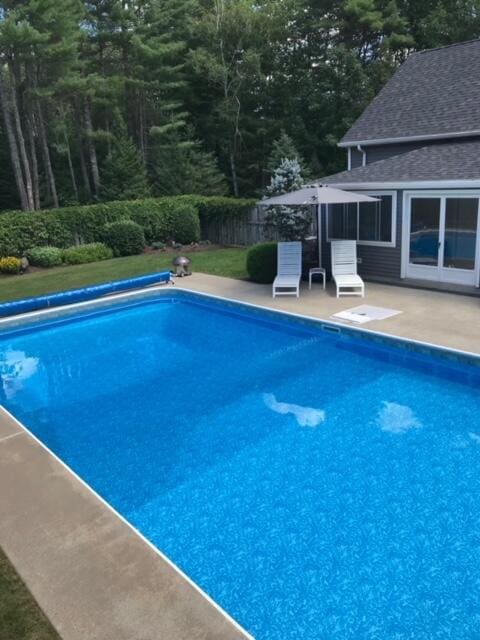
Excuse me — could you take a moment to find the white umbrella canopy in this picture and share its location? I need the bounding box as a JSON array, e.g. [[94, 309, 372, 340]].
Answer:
[[257, 185, 379, 272], [259, 184, 378, 206]]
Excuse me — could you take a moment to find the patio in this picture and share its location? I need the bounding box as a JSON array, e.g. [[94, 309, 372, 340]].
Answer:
[[176, 274, 480, 354]]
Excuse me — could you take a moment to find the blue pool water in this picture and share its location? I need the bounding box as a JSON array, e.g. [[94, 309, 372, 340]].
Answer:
[[1, 295, 480, 639]]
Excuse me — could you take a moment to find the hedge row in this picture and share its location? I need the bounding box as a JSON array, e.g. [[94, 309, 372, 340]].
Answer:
[[0, 195, 255, 257], [174, 195, 256, 220]]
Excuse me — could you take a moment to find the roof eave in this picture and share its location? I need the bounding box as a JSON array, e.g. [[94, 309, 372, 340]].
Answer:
[[338, 130, 480, 148], [324, 179, 480, 189]]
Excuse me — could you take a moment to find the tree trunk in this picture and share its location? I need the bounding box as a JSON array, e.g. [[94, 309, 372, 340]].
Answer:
[[84, 97, 100, 197], [0, 69, 29, 210], [229, 151, 239, 197], [63, 127, 79, 202], [36, 100, 59, 208], [26, 65, 40, 209], [8, 64, 35, 210], [27, 113, 40, 209], [216, 2, 242, 198], [138, 92, 146, 162], [78, 141, 91, 198]]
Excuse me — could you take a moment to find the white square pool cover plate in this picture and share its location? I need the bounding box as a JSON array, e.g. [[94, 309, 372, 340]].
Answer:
[[332, 305, 402, 324]]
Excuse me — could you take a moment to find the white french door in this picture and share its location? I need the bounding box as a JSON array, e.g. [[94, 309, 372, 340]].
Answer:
[[405, 193, 480, 286]]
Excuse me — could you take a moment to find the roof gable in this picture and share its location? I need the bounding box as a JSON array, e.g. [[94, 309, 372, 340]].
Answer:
[[341, 40, 480, 146]]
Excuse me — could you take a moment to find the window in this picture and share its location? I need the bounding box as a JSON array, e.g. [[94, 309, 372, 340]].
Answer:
[[327, 193, 396, 246], [329, 203, 357, 240]]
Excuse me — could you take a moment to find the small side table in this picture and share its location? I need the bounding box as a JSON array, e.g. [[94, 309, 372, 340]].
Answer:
[[308, 267, 326, 290]]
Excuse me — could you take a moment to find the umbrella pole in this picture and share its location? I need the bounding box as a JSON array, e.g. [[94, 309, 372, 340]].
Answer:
[[317, 203, 322, 268]]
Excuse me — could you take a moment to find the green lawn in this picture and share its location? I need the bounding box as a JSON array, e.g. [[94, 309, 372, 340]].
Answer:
[[0, 247, 248, 303], [0, 548, 60, 640]]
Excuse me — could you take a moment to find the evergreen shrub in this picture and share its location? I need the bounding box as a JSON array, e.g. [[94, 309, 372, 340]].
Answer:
[[62, 243, 113, 265], [246, 243, 277, 283], [0, 196, 253, 256], [103, 220, 146, 256], [27, 246, 63, 267]]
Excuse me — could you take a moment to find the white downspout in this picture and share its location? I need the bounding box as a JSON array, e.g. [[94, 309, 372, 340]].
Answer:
[[347, 148, 352, 170], [357, 144, 366, 167]]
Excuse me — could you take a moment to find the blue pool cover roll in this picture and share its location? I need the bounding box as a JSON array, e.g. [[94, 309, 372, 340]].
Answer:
[[0, 270, 172, 318]]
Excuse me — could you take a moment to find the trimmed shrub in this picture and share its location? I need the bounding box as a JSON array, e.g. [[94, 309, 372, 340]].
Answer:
[[27, 246, 63, 268], [0, 196, 252, 256], [0, 256, 22, 274], [103, 220, 146, 256], [128, 199, 200, 245], [175, 195, 256, 220], [246, 243, 277, 284], [62, 242, 113, 265]]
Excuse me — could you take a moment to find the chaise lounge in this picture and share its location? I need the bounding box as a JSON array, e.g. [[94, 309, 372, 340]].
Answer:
[[272, 241, 302, 298], [331, 240, 365, 298]]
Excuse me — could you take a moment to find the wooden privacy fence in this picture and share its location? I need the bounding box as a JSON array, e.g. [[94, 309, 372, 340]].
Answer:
[[201, 206, 316, 246]]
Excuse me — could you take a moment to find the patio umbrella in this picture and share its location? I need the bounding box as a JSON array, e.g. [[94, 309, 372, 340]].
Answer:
[[258, 184, 379, 268]]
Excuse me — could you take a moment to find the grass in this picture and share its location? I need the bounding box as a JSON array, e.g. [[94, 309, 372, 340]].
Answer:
[[0, 247, 248, 303], [0, 547, 60, 640]]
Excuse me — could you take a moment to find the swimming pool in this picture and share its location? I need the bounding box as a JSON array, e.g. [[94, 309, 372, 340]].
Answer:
[[1, 290, 479, 639]]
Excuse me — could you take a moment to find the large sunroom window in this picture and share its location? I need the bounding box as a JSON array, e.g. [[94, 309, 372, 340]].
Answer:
[[327, 193, 395, 245]]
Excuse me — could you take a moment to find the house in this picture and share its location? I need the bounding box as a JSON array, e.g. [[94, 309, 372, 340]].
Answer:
[[318, 39, 480, 292]]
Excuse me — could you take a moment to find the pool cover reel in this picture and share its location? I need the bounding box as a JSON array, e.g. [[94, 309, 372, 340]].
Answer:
[[0, 271, 172, 318]]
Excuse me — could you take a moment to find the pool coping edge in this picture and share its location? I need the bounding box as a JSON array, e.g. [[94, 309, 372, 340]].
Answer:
[[0, 283, 479, 365], [0, 402, 255, 640]]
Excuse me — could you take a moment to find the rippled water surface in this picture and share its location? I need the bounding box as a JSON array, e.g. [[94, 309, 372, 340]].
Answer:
[[1, 297, 479, 639]]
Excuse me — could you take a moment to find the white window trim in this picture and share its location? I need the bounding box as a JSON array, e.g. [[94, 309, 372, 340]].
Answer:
[[326, 190, 397, 247]]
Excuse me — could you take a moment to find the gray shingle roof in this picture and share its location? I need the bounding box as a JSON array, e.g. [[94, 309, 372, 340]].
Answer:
[[341, 40, 480, 145], [319, 140, 480, 184]]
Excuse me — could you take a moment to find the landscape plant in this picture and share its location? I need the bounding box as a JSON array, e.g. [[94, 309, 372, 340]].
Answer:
[[246, 243, 277, 283], [62, 243, 113, 265], [103, 221, 146, 257], [0, 256, 22, 274], [26, 246, 63, 268], [101, 116, 151, 202], [0, 196, 249, 256], [263, 158, 312, 241]]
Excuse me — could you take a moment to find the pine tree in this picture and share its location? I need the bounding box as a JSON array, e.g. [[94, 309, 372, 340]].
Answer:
[[0, 0, 82, 209], [102, 133, 151, 201], [266, 158, 303, 197], [150, 132, 228, 196], [189, 0, 274, 196], [268, 132, 302, 172], [264, 158, 311, 241]]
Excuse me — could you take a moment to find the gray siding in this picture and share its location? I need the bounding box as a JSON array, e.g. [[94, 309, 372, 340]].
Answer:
[[361, 136, 480, 166], [350, 148, 363, 169], [348, 142, 436, 170], [320, 190, 403, 281], [365, 142, 426, 165]]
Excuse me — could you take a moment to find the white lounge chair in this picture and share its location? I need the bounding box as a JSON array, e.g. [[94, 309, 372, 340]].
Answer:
[[272, 241, 302, 298], [331, 240, 365, 298]]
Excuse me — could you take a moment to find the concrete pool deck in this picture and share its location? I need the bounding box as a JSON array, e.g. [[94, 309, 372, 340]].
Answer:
[[0, 275, 478, 640], [175, 274, 480, 355]]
